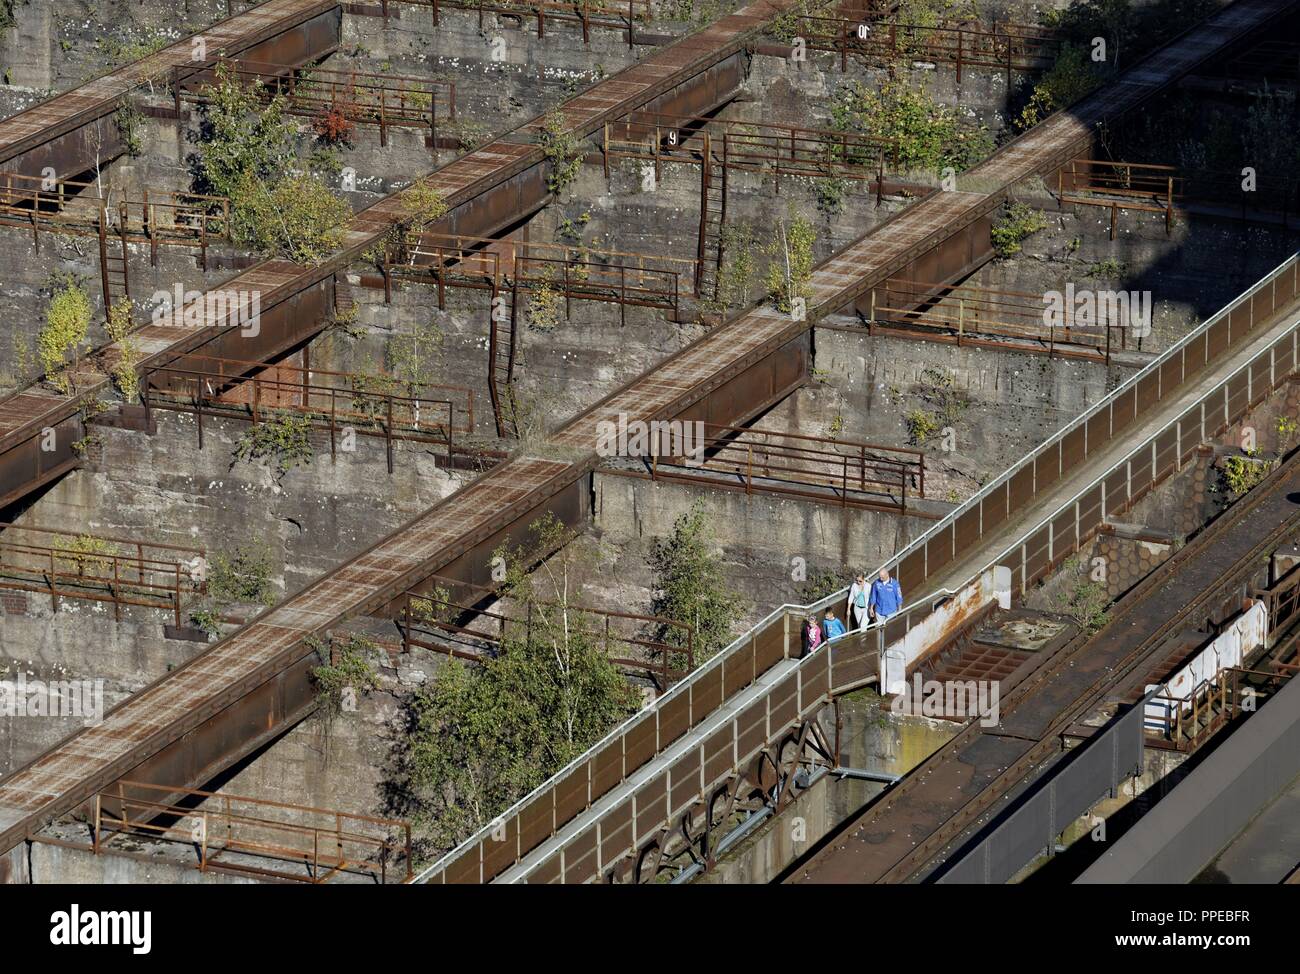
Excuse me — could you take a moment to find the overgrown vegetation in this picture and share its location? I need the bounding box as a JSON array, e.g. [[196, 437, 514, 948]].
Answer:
[[647, 502, 746, 665], [232, 414, 315, 477], [189, 541, 278, 635], [401, 515, 639, 850], [193, 63, 348, 263], [52, 534, 117, 575], [539, 110, 582, 197], [798, 567, 843, 604], [38, 275, 92, 395], [105, 298, 140, 401], [310, 632, 382, 722], [115, 101, 146, 157], [1016, 0, 1219, 131], [207, 542, 278, 607], [991, 201, 1048, 258], [828, 78, 993, 174], [373, 181, 448, 268], [706, 222, 759, 313], [905, 368, 967, 446], [1220, 451, 1276, 497], [1051, 557, 1110, 634], [763, 213, 816, 313]]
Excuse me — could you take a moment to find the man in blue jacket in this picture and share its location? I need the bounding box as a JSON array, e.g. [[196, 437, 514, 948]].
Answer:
[[868, 567, 903, 622]]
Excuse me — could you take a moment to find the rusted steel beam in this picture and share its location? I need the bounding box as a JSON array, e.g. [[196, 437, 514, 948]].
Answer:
[[0, 1, 341, 181]]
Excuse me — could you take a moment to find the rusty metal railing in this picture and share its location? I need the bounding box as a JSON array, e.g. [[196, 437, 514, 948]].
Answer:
[[397, 573, 694, 686], [385, 0, 653, 46], [141, 354, 483, 473], [91, 779, 412, 883], [767, 15, 1060, 79], [178, 56, 456, 149], [0, 522, 205, 627], [603, 112, 899, 185], [1144, 665, 1296, 750], [865, 277, 1129, 361], [640, 423, 926, 512]]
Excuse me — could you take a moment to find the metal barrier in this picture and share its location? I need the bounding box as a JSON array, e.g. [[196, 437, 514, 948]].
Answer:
[[416, 249, 1300, 884], [934, 687, 1152, 884], [91, 779, 412, 883]]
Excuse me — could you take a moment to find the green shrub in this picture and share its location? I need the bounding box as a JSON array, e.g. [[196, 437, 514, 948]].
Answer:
[[991, 202, 1048, 258], [233, 414, 315, 477], [39, 278, 92, 394], [230, 171, 350, 263]]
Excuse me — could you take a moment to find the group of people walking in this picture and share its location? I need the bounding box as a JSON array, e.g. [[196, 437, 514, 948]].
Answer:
[[800, 568, 903, 657]]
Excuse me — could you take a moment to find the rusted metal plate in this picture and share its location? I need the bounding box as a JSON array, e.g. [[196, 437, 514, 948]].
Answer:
[[753, 618, 785, 675], [1105, 467, 1129, 517], [1207, 316, 1231, 362], [702, 724, 734, 785], [598, 798, 634, 868], [1179, 403, 1203, 458], [1226, 371, 1250, 423], [634, 778, 666, 844], [1061, 423, 1086, 475], [690, 666, 722, 729], [1127, 444, 1153, 502], [561, 825, 599, 884], [1111, 385, 1137, 436], [590, 738, 623, 804], [1228, 295, 1252, 338], [828, 636, 876, 694], [769, 672, 800, 731], [722, 643, 755, 699], [1272, 332, 1295, 378], [1085, 409, 1110, 459], [1051, 507, 1077, 563], [897, 544, 927, 597], [527, 851, 563, 885], [1159, 353, 1183, 403], [668, 749, 702, 816], [517, 787, 554, 859], [622, 712, 657, 773], [658, 691, 691, 750], [443, 846, 481, 885], [1249, 351, 1271, 406], [1023, 524, 1051, 588], [1008, 463, 1034, 511], [735, 699, 768, 761], [1078, 483, 1105, 540], [926, 523, 955, 579], [1136, 370, 1160, 416], [553, 761, 589, 825], [1276, 263, 1298, 307], [1034, 440, 1061, 492], [954, 504, 981, 555], [981, 481, 1009, 534], [1155, 426, 1179, 481], [480, 816, 520, 879]]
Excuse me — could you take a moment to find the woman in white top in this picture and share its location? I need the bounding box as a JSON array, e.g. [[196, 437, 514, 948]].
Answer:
[[846, 573, 869, 630]]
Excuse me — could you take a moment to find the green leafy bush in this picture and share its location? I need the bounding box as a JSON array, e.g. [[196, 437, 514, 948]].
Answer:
[[991, 202, 1048, 258], [39, 278, 92, 394]]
